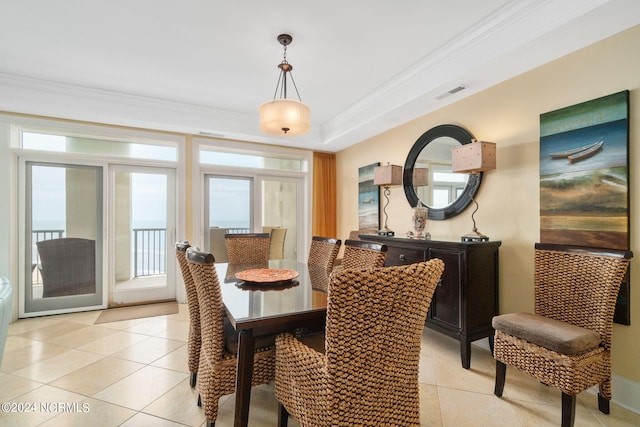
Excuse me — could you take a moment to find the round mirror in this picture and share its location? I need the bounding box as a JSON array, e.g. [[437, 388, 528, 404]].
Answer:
[[403, 124, 483, 220]]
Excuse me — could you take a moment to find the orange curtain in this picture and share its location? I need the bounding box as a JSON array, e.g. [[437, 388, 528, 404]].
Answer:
[[312, 152, 337, 238]]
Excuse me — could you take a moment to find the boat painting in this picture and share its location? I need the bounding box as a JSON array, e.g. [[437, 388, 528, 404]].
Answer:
[[567, 140, 604, 163], [548, 140, 603, 159]]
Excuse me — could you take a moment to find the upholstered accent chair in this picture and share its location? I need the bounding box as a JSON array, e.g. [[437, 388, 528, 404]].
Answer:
[[307, 236, 341, 276], [336, 239, 387, 271], [36, 237, 96, 297], [275, 259, 445, 427], [224, 233, 271, 264], [493, 243, 632, 427], [175, 241, 200, 387], [186, 247, 275, 427], [263, 226, 288, 259]]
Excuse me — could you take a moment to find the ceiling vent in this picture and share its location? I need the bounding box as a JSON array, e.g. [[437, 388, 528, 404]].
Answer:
[[436, 84, 467, 100]]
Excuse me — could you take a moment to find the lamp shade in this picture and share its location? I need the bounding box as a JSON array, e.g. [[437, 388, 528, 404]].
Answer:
[[452, 141, 496, 173], [374, 164, 402, 186], [259, 99, 311, 136], [413, 168, 428, 186]]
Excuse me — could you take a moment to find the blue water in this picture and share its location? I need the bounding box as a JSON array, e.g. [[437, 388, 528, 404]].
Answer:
[[540, 119, 628, 176]]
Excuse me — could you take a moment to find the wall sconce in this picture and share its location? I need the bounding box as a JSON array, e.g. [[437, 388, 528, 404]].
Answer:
[[373, 163, 402, 236], [451, 140, 496, 242]]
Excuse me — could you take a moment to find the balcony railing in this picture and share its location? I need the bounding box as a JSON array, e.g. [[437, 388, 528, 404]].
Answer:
[[133, 228, 166, 277], [32, 228, 168, 281]]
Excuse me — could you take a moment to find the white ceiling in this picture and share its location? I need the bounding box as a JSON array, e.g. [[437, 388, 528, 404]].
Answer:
[[1, 0, 639, 152]]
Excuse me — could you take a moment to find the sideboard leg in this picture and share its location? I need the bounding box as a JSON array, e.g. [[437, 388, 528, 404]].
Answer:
[[460, 338, 471, 369]]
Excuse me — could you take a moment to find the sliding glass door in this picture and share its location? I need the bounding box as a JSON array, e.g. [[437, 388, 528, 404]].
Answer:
[[23, 162, 104, 315], [110, 165, 176, 306], [204, 174, 301, 261]]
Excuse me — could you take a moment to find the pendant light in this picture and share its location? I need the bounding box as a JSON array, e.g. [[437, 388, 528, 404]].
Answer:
[[259, 34, 311, 136]]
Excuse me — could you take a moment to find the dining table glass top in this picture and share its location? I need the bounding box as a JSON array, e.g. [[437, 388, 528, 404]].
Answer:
[[216, 259, 329, 325]]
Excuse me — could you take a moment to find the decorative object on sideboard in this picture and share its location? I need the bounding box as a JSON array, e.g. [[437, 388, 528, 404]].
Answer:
[[373, 163, 402, 236], [411, 201, 430, 240], [451, 140, 496, 242], [259, 34, 311, 136]]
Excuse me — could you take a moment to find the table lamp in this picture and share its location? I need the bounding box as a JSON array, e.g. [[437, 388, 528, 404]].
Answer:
[[373, 163, 402, 236], [451, 140, 496, 242]]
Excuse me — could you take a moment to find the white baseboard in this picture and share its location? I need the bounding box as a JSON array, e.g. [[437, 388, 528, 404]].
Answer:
[[610, 374, 640, 414], [472, 340, 640, 415]]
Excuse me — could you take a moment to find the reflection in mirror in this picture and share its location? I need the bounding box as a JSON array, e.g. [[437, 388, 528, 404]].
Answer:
[[413, 136, 469, 208], [403, 124, 482, 220]]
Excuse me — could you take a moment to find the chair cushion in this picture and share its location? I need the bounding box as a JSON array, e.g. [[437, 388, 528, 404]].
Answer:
[[492, 312, 601, 355], [223, 317, 275, 355]]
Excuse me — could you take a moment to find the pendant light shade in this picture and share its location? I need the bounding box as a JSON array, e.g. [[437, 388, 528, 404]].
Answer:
[[259, 34, 311, 136], [259, 99, 310, 136]]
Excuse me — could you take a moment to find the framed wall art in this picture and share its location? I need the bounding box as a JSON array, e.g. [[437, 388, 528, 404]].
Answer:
[[539, 90, 630, 324], [358, 162, 380, 232]]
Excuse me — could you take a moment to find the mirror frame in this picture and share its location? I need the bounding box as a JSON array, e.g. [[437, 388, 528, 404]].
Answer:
[[403, 124, 483, 220]]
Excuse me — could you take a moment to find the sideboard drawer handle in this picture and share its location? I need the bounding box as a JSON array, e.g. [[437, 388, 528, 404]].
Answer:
[[437, 279, 442, 287], [399, 254, 406, 261]]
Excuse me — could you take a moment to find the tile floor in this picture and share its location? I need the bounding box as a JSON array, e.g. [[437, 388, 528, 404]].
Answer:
[[1, 305, 639, 426]]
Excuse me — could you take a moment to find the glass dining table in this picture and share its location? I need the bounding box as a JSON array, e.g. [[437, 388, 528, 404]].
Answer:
[[216, 259, 330, 427]]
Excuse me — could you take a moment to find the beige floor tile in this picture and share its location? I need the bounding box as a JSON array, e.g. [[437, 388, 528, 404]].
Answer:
[[1, 339, 69, 373], [0, 374, 43, 401], [438, 387, 523, 427], [0, 385, 86, 427], [419, 354, 437, 385], [164, 304, 191, 322], [142, 378, 203, 426], [150, 344, 189, 373], [7, 315, 61, 335], [499, 366, 560, 406], [508, 398, 602, 427], [46, 324, 119, 348], [38, 398, 136, 427], [216, 383, 297, 427], [15, 321, 90, 343], [76, 330, 148, 356], [12, 349, 105, 383], [152, 318, 189, 341], [121, 317, 174, 336], [50, 356, 145, 395], [419, 383, 443, 426], [434, 352, 496, 395], [96, 316, 156, 331], [119, 412, 188, 427], [111, 336, 185, 364], [93, 365, 187, 410], [592, 405, 640, 426], [54, 309, 102, 325]]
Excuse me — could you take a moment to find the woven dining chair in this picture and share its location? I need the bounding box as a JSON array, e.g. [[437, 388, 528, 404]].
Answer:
[[275, 259, 445, 427], [336, 239, 387, 271], [493, 243, 632, 427], [175, 241, 200, 388], [186, 247, 276, 427], [307, 236, 341, 276], [225, 232, 271, 264]]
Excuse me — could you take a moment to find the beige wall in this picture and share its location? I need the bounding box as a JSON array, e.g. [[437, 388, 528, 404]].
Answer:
[[336, 25, 640, 382]]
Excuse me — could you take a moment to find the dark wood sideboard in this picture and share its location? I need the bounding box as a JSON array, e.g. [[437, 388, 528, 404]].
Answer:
[[360, 235, 501, 369]]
